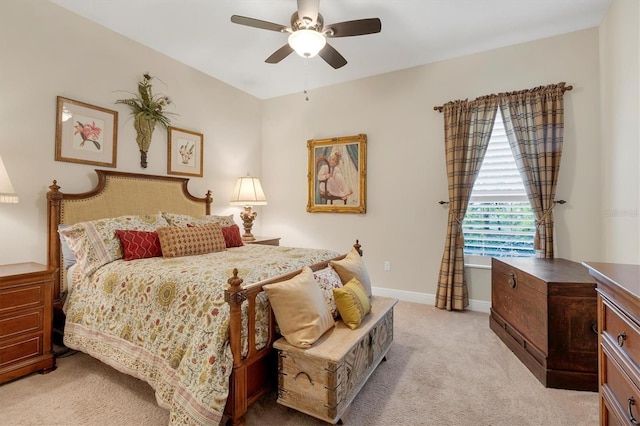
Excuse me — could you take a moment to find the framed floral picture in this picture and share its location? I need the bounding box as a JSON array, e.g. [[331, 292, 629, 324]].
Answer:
[[167, 126, 204, 177], [307, 133, 367, 214], [55, 97, 118, 167]]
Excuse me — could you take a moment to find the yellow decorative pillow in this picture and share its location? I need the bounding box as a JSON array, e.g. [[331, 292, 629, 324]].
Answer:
[[264, 267, 335, 348], [333, 278, 371, 330], [156, 223, 226, 258], [330, 247, 372, 297]]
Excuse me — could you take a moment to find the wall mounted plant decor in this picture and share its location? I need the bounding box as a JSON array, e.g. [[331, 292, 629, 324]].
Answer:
[[116, 73, 175, 168]]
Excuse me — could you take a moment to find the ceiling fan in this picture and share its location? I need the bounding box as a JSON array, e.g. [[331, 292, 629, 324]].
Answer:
[[230, 0, 381, 69]]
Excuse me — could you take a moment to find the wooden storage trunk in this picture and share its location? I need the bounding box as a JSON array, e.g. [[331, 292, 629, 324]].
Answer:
[[274, 296, 397, 424], [490, 257, 598, 391]]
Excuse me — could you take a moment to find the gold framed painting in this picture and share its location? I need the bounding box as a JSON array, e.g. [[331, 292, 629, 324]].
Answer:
[[55, 96, 118, 167], [167, 126, 204, 177], [307, 134, 367, 213]]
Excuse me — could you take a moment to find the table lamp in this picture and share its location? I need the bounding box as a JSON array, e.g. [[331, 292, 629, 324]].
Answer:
[[230, 174, 267, 241], [0, 156, 18, 203]]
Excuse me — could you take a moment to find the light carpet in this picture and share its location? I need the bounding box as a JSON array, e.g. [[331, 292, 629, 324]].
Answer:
[[0, 301, 599, 425]]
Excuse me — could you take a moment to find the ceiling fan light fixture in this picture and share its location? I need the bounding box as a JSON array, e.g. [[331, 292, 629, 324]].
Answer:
[[288, 29, 326, 58]]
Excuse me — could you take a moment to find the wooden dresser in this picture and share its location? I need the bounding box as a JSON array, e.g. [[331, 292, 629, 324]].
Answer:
[[490, 257, 598, 391], [0, 263, 57, 384], [584, 262, 640, 425]]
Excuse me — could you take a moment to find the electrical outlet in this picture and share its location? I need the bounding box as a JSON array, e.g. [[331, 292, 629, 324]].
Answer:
[[384, 261, 391, 271]]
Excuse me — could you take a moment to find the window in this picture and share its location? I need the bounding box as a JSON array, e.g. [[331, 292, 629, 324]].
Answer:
[[463, 112, 535, 260]]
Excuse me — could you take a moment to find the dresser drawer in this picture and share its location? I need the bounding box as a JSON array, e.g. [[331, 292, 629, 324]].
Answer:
[[0, 284, 44, 314], [0, 310, 43, 339], [0, 335, 43, 367], [601, 342, 640, 425], [603, 298, 640, 372]]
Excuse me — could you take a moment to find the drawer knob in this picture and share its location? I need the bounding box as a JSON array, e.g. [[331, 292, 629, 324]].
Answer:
[[628, 397, 639, 424], [508, 272, 517, 289], [618, 332, 627, 347]]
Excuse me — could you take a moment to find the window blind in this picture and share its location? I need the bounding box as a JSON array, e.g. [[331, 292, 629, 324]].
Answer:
[[463, 112, 535, 258]]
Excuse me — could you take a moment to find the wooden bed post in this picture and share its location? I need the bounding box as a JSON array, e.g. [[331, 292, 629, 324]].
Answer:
[[354, 239, 362, 256], [224, 268, 248, 425], [47, 180, 63, 303], [225, 269, 246, 366], [205, 190, 212, 215]]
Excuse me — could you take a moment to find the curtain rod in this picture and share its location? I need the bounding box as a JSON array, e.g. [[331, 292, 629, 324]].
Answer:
[[433, 85, 573, 112], [438, 199, 566, 205]]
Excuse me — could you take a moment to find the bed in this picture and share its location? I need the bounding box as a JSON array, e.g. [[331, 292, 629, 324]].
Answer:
[[46, 170, 357, 425]]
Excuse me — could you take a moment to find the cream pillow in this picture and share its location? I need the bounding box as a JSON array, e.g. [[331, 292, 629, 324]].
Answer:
[[330, 247, 372, 297], [264, 267, 335, 348]]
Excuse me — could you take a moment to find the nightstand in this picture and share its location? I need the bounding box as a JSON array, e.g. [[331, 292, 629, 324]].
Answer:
[[0, 263, 57, 384], [245, 236, 281, 246]]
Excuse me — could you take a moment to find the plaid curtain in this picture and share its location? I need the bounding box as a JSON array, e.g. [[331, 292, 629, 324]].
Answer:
[[436, 97, 498, 311], [499, 83, 566, 258]]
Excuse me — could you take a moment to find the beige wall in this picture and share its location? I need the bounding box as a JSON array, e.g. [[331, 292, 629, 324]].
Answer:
[[0, 0, 263, 265], [599, 0, 640, 264], [262, 28, 602, 308], [1, 1, 636, 309]]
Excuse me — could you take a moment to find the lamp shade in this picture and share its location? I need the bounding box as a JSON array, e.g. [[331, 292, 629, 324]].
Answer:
[[288, 29, 326, 58], [230, 176, 267, 206], [0, 156, 18, 203]]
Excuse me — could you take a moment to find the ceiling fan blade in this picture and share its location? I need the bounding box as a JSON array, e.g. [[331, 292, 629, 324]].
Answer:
[[265, 44, 295, 64], [297, 0, 319, 25], [318, 43, 347, 69], [231, 15, 287, 32], [325, 18, 382, 37]]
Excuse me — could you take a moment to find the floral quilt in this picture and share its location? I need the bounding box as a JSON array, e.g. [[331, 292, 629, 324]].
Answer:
[[63, 244, 340, 425]]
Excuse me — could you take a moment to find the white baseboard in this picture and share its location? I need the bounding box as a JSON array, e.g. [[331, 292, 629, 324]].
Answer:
[[372, 286, 491, 313]]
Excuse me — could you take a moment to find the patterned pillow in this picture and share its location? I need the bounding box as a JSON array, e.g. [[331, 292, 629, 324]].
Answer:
[[157, 223, 226, 258], [116, 230, 163, 261], [59, 213, 169, 276], [313, 267, 343, 319], [162, 212, 236, 228], [333, 277, 371, 330], [221, 224, 244, 248], [58, 224, 76, 270]]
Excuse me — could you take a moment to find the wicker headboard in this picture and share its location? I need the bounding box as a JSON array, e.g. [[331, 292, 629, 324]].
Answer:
[[46, 169, 212, 302]]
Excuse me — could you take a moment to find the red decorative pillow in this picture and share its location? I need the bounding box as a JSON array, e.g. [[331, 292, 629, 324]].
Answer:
[[221, 224, 244, 248], [115, 230, 163, 261]]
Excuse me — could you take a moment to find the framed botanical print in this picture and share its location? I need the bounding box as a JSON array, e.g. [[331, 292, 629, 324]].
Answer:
[[55, 96, 118, 167], [307, 133, 367, 213], [167, 126, 204, 177]]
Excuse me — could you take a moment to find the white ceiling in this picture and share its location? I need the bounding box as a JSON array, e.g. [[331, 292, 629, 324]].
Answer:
[[50, 0, 611, 100]]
